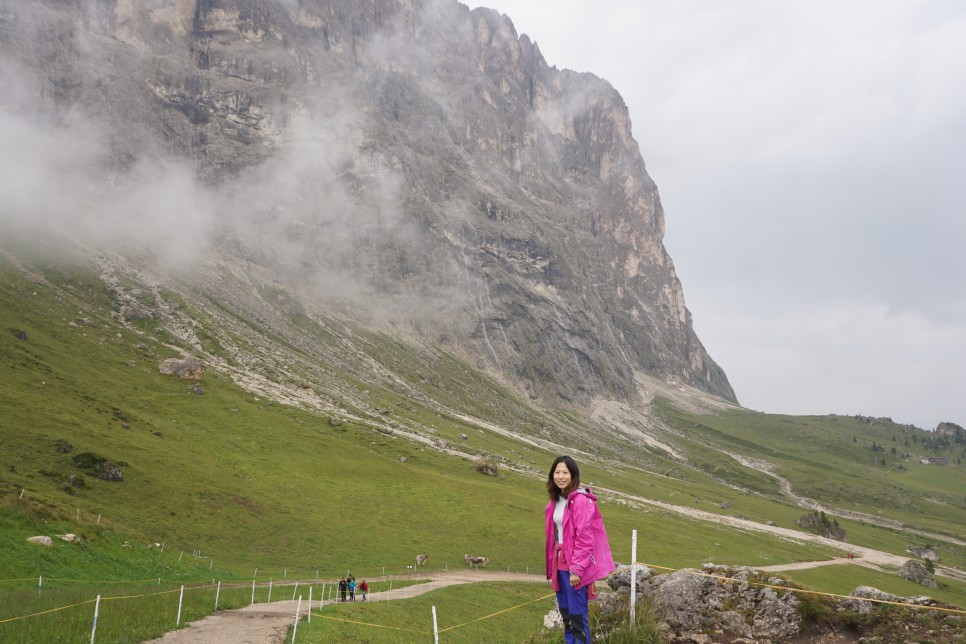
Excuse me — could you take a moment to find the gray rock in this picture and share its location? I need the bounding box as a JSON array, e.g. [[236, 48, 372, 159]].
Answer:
[[125, 307, 153, 321], [97, 463, 124, 482], [606, 564, 651, 593], [839, 586, 903, 615], [905, 545, 940, 562], [897, 559, 939, 589], [543, 607, 562, 630], [159, 357, 206, 380], [603, 565, 801, 641], [849, 586, 902, 602], [795, 511, 847, 541], [903, 595, 937, 606], [474, 457, 499, 476]]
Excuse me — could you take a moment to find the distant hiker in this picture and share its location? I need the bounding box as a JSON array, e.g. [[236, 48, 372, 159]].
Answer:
[[338, 576, 347, 602], [360, 578, 369, 601], [348, 576, 356, 602], [545, 455, 615, 644]]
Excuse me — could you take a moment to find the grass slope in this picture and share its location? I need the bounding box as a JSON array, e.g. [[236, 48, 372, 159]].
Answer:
[[1, 249, 964, 642]]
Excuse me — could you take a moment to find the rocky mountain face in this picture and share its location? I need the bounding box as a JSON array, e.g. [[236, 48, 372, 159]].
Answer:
[[0, 0, 735, 409]]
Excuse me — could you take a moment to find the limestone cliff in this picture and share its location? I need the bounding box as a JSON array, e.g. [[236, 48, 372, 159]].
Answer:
[[0, 0, 736, 407]]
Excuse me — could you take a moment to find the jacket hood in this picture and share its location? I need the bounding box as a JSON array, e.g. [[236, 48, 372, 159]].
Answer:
[[568, 487, 598, 502]]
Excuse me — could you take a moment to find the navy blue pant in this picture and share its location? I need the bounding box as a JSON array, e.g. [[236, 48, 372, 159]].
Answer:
[[555, 570, 591, 644]]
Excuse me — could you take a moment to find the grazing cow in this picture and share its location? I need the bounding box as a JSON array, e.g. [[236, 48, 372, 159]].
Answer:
[[465, 554, 488, 569], [416, 554, 429, 566]]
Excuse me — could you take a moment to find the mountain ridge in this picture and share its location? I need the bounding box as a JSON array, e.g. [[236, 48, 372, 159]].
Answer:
[[0, 0, 734, 411]]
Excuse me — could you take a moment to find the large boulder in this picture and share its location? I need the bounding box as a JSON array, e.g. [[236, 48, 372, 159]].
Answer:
[[794, 511, 847, 541], [72, 452, 124, 482], [905, 545, 940, 561], [159, 356, 206, 380], [473, 457, 499, 476], [604, 564, 802, 641], [606, 564, 651, 594], [838, 586, 902, 616], [897, 559, 939, 589]]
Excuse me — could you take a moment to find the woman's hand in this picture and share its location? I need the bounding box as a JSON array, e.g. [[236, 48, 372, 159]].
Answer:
[[570, 574, 580, 587]]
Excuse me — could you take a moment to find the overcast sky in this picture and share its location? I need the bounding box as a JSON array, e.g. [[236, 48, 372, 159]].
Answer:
[[472, 0, 966, 430]]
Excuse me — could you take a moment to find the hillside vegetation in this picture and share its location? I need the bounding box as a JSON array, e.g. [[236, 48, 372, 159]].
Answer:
[[1, 246, 965, 638]]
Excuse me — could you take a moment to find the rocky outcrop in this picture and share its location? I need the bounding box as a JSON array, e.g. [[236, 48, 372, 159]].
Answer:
[[935, 421, 964, 440], [794, 511, 847, 542], [604, 564, 802, 641], [159, 356, 206, 380], [0, 0, 735, 410], [71, 452, 125, 482], [473, 456, 499, 476], [906, 545, 940, 561], [601, 566, 952, 642], [838, 585, 940, 614], [898, 559, 939, 589]]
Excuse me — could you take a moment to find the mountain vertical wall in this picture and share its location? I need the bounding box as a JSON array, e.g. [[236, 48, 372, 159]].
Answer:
[[0, 0, 736, 407]]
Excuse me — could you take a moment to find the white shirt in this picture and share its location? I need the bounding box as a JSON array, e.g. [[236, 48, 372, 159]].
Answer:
[[553, 497, 568, 544]]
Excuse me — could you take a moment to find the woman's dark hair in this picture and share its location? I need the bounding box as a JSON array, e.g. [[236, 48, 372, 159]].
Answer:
[[546, 455, 580, 502]]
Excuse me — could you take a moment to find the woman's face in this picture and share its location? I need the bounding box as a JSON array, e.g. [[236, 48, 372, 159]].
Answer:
[[553, 462, 573, 491]]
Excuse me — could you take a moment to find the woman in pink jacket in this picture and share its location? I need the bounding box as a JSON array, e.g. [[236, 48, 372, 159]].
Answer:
[[545, 455, 616, 644]]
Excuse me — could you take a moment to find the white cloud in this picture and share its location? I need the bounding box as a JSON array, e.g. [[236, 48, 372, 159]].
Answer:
[[705, 301, 966, 429], [0, 107, 214, 266]]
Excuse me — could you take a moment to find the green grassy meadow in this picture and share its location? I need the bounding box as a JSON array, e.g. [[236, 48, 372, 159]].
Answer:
[[294, 582, 557, 643], [1, 251, 964, 641]]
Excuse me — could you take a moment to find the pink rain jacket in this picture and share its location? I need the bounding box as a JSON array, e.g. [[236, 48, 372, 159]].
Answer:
[[544, 488, 616, 590]]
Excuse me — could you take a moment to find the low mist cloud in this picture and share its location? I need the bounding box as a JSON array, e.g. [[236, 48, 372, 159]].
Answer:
[[1, 45, 215, 265], [0, 0, 513, 331]]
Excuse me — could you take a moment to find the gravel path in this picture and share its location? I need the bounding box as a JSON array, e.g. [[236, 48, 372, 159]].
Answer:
[[142, 570, 545, 644], [140, 488, 954, 644], [139, 549, 915, 644]]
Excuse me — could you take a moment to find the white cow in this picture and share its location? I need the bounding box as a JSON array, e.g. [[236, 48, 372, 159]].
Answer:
[[464, 554, 488, 568]]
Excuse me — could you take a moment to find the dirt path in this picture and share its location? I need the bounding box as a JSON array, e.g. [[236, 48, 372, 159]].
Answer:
[[142, 489, 957, 644], [597, 486, 957, 575], [139, 546, 917, 644], [142, 570, 545, 644]]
